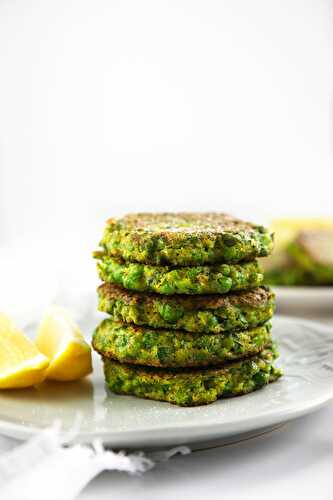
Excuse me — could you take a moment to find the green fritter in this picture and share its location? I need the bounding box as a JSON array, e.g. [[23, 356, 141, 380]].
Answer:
[[264, 267, 314, 286], [99, 212, 273, 266], [287, 230, 333, 285], [96, 256, 264, 295], [92, 320, 272, 368], [97, 283, 275, 334], [103, 347, 282, 406]]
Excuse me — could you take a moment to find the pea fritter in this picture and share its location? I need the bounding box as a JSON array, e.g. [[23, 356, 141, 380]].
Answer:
[[97, 283, 275, 334], [103, 347, 282, 406], [95, 256, 263, 295], [99, 212, 273, 266], [93, 320, 272, 368]]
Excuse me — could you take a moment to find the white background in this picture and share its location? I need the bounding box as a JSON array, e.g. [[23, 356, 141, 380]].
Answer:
[[0, 0, 332, 317], [0, 3, 333, 499], [0, 0, 332, 252]]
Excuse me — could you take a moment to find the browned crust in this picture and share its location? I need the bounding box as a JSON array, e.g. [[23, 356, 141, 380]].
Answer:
[[102, 348, 275, 376], [106, 212, 262, 236], [98, 283, 273, 310], [94, 345, 266, 368]]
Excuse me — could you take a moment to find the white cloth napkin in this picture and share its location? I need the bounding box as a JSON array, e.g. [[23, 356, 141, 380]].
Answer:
[[0, 424, 190, 500]]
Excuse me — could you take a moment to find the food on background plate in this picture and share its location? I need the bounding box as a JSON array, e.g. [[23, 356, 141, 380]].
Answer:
[[36, 305, 92, 381], [263, 219, 333, 286], [93, 212, 282, 406], [0, 313, 49, 388], [287, 230, 333, 284]]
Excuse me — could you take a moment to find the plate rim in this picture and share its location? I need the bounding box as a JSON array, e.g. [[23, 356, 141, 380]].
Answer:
[[274, 285, 333, 297], [1, 315, 333, 447]]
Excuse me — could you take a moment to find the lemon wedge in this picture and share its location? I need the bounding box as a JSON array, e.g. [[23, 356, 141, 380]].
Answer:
[[0, 313, 49, 389], [36, 305, 92, 381]]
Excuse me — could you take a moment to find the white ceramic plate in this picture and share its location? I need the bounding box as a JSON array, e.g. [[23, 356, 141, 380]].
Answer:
[[0, 315, 333, 449], [274, 286, 333, 311]]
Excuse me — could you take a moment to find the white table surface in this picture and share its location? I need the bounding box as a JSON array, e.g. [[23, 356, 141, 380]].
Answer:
[[79, 308, 333, 500]]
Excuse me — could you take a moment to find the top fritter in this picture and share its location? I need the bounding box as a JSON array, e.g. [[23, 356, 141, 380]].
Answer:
[[100, 213, 273, 266]]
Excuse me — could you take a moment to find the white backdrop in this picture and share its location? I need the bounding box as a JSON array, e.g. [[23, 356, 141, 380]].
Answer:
[[0, 0, 332, 250]]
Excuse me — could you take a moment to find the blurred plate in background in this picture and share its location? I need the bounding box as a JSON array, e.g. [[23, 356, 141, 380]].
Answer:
[[274, 287, 333, 313]]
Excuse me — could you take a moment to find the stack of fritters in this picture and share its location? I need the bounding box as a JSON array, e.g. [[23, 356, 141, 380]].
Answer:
[[92, 213, 282, 406]]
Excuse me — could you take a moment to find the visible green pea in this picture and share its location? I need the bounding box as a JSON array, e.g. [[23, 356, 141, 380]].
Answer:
[[123, 264, 143, 289], [216, 276, 232, 293], [159, 282, 175, 294], [253, 371, 268, 387], [158, 303, 184, 323]]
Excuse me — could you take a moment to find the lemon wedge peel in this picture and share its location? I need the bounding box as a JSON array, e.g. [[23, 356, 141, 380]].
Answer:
[[0, 313, 49, 389], [36, 306, 92, 382]]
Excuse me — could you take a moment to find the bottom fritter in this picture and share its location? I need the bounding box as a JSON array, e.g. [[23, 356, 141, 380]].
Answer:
[[103, 347, 282, 407]]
